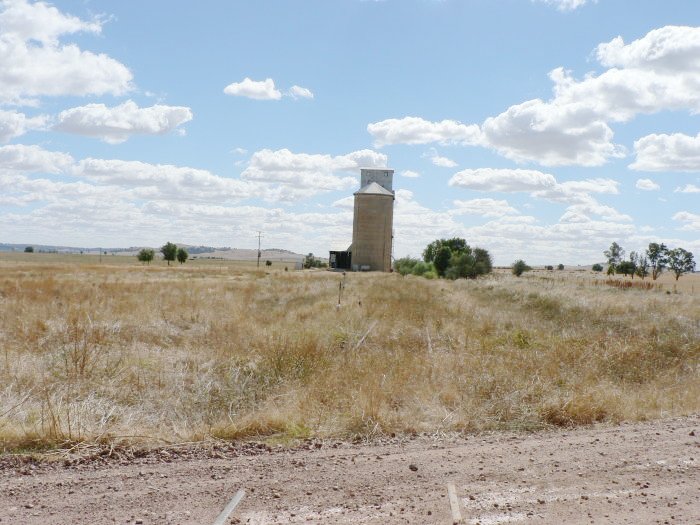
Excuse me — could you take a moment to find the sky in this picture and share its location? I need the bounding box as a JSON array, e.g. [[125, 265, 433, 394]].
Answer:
[[1, 0, 699, 265]]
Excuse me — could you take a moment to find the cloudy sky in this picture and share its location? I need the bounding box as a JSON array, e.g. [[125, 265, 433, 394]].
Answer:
[[1, 0, 699, 264]]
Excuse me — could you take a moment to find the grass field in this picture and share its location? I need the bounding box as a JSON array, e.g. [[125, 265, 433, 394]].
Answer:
[[1, 254, 698, 451]]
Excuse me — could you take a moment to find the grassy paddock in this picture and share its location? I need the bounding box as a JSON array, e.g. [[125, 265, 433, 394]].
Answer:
[[0, 257, 698, 451]]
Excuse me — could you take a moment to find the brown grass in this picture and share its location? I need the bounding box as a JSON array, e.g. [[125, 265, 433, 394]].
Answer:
[[1, 256, 698, 451]]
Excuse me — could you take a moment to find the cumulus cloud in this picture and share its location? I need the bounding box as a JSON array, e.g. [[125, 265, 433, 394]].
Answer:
[[449, 168, 557, 192], [423, 148, 457, 168], [635, 178, 660, 191], [368, 117, 481, 147], [0, 110, 47, 142], [54, 100, 193, 144], [674, 184, 700, 193], [673, 211, 700, 231], [534, 0, 591, 11], [631, 132, 700, 172], [368, 26, 700, 168], [241, 148, 387, 201], [0, 0, 133, 105], [400, 170, 420, 178], [451, 198, 518, 218], [287, 85, 314, 99], [0, 143, 73, 173], [223, 78, 282, 100]]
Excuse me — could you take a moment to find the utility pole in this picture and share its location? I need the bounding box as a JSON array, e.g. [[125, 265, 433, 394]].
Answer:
[[256, 231, 263, 268]]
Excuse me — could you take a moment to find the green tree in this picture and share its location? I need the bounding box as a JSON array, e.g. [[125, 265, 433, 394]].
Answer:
[[557, 263, 564, 270], [176, 247, 188, 264], [591, 263, 603, 272], [604, 242, 624, 273], [635, 256, 649, 280], [265, 259, 272, 267], [667, 248, 695, 281], [473, 248, 493, 275], [512, 259, 531, 277], [394, 257, 419, 275], [616, 260, 636, 278], [423, 237, 469, 262], [433, 245, 452, 277], [646, 243, 668, 280], [161, 242, 178, 266], [137, 248, 154, 265], [24, 246, 33, 253]]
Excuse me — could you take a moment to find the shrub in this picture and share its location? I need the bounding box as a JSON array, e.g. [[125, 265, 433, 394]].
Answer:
[[394, 257, 419, 276], [591, 263, 603, 272], [512, 259, 531, 277]]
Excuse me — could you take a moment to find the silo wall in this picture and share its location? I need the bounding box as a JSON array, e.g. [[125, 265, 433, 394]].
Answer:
[[351, 194, 393, 272]]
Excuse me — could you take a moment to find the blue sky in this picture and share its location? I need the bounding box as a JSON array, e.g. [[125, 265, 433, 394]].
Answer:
[[1, 0, 699, 265]]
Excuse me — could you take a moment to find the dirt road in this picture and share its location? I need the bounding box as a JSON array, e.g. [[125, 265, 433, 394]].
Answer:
[[1, 416, 698, 524]]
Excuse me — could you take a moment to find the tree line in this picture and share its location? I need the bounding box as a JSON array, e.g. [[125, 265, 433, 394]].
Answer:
[[603, 242, 695, 281]]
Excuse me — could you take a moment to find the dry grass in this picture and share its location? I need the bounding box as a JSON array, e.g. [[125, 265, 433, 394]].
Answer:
[[1, 256, 698, 451]]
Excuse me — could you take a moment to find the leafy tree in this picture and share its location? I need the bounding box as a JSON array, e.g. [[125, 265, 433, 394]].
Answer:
[[616, 260, 636, 278], [445, 252, 478, 280], [433, 246, 452, 277], [667, 248, 695, 281], [604, 242, 624, 273], [557, 263, 565, 270], [265, 260, 272, 267], [423, 237, 469, 262], [627, 251, 639, 279], [635, 256, 649, 280], [545, 265, 554, 271], [591, 263, 603, 272], [646, 243, 668, 280], [176, 247, 188, 264], [411, 261, 433, 276], [394, 257, 419, 276], [303, 253, 326, 269], [24, 246, 33, 253], [473, 248, 492, 274], [161, 242, 178, 266], [137, 248, 154, 265], [512, 259, 531, 277]]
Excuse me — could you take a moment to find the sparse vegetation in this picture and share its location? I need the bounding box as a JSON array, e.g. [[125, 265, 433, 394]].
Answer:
[[0, 258, 697, 452]]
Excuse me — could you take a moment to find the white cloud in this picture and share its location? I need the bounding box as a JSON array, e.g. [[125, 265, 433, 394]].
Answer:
[[400, 170, 420, 178], [0, 143, 73, 173], [451, 198, 518, 218], [631, 132, 700, 172], [673, 211, 700, 232], [675, 184, 700, 193], [72, 158, 253, 203], [287, 85, 314, 99], [368, 116, 481, 147], [54, 100, 193, 144], [223, 78, 282, 100], [0, 0, 133, 105], [241, 148, 387, 201], [368, 26, 700, 168], [0, 109, 47, 142], [534, 0, 591, 11], [423, 148, 457, 168], [449, 168, 557, 192], [635, 178, 660, 191]]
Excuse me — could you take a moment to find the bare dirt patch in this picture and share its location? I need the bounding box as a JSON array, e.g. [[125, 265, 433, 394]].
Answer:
[[1, 416, 698, 524]]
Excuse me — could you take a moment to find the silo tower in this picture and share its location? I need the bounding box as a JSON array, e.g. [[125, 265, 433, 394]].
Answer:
[[351, 168, 394, 272]]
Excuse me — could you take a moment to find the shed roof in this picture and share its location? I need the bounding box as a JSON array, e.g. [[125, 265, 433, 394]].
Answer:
[[354, 182, 394, 196]]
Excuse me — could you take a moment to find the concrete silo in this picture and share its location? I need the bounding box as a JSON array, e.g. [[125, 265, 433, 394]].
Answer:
[[350, 169, 394, 272]]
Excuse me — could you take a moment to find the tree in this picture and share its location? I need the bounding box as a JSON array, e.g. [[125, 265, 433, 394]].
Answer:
[[137, 248, 155, 265], [303, 253, 325, 269], [616, 260, 636, 278], [627, 251, 639, 279], [545, 265, 554, 271], [265, 260, 272, 267], [646, 243, 668, 280], [636, 256, 649, 280], [667, 248, 695, 281], [176, 247, 188, 264], [512, 259, 531, 277], [473, 248, 493, 275], [161, 242, 178, 266], [591, 263, 603, 272], [557, 263, 564, 270], [394, 257, 419, 276], [604, 242, 624, 273], [433, 246, 452, 277], [423, 237, 469, 262], [24, 246, 33, 253]]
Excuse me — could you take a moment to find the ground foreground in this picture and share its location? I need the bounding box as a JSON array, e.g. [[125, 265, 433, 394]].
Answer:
[[1, 416, 698, 524]]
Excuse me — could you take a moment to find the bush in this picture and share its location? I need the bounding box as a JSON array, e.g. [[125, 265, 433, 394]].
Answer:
[[411, 261, 433, 276], [512, 259, 531, 277], [394, 257, 419, 276], [545, 265, 554, 271], [592, 263, 603, 272], [24, 246, 34, 253], [557, 264, 565, 270]]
